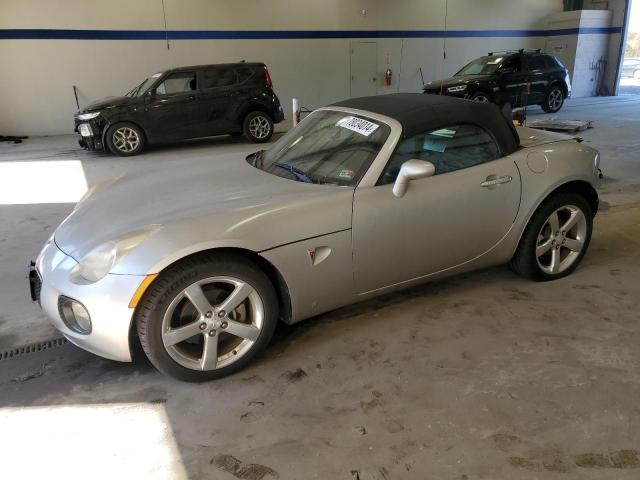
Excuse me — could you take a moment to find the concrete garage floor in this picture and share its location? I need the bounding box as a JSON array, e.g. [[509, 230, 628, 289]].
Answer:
[[1, 96, 640, 479]]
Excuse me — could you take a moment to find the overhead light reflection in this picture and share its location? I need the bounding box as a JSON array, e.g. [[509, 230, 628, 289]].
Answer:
[[0, 160, 88, 205]]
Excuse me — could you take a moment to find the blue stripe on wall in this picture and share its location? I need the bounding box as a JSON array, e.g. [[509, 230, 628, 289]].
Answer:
[[0, 27, 622, 40]]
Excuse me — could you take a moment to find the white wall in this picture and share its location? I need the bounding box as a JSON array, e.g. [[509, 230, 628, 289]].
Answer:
[[0, 0, 564, 136]]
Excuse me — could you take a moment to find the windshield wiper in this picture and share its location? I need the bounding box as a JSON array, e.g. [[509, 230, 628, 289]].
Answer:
[[273, 161, 313, 183]]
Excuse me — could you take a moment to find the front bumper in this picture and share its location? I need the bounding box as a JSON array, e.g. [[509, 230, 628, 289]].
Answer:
[[74, 118, 105, 151], [423, 88, 467, 99], [33, 240, 146, 362], [273, 104, 285, 124]]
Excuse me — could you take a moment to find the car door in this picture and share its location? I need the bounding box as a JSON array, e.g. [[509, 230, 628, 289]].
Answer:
[[525, 55, 549, 104], [145, 70, 203, 140], [352, 124, 521, 294], [497, 55, 529, 106], [198, 66, 240, 134]]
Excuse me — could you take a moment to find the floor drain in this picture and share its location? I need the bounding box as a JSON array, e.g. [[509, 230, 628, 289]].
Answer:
[[0, 337, 68, 361]]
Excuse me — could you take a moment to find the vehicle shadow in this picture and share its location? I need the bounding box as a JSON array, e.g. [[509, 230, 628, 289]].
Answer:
[[142, 131, 286, 155]]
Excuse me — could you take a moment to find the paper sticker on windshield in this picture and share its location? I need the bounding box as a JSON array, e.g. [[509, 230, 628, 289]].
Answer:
[[338, 169, 354, 179], [430, 128, 456, 138], [337, 116, 380, 136]]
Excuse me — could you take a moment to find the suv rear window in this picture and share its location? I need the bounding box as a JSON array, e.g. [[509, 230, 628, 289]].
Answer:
[[235, 66, 257, 84], [202, 67, 238, 89], [527, 55, 547, 71]]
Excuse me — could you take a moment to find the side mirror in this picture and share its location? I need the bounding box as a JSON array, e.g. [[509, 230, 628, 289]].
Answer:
[[500, 67, 515, 75], [393, 160, 435, 198], [147, 89, 156, 97]]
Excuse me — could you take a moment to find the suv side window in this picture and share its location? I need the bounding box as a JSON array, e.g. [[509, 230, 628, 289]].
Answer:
[[156, 71, 197, 95], [501, 55, 522, 73], [202, 67, 238, 89], [378, 124, 501, 185], [527, 55, 547, 72]]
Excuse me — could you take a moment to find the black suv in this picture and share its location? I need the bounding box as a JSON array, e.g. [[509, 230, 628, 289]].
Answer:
[[423, 50, 571, 113], [74, 62, 284, 156]]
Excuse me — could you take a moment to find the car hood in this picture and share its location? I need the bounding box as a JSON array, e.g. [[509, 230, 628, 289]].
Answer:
[[54, 155, 354, 269], [423, 75, 489, 90], [78, 95, 137, 114]]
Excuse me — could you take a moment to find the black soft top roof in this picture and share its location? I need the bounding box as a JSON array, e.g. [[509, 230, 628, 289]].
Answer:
[[170, 62, 264, 72], [332, 93, 519, 155]]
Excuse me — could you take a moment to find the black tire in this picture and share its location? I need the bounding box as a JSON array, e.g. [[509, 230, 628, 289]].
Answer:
[[105, 122, 145, 156], [242, 111, 274, 143], [540, 85, 565, 113], [511, 193, 593, 282], [136, 253, 279, 382], [469, 91, 492, 104]]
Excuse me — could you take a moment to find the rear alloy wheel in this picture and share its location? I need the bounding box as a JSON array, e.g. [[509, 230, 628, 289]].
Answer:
[[243, 111, 274, 143], [136, 254, 278, 381], [511, 193, 592, 281], [541, 86, 564, 113], [470, 92, 491, 103], [106, 122, 145, 156]]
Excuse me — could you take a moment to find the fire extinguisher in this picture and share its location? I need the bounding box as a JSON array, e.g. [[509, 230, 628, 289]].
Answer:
[[385, 68, 393, 86]]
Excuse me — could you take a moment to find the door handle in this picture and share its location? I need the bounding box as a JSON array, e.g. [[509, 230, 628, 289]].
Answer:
[[481, 175, 513, 189]]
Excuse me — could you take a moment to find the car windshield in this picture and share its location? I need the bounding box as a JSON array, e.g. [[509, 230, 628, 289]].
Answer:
[[249, 110, 391, 187], [456, 56, 504, 75], [125, 72, 163, 97]]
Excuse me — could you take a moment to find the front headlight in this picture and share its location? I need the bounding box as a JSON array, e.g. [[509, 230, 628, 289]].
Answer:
[[77, 241, 117, 283], [70, 225, 162, 284], [77, 112, 100, 120], [447, 85, 467, 93]]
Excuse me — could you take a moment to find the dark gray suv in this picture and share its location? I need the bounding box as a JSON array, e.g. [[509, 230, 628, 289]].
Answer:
[[74, 62, 285, 156], [424, 49, 572, 113]]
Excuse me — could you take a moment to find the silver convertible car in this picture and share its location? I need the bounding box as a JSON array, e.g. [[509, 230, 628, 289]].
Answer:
[[30, 94, 600, 381]]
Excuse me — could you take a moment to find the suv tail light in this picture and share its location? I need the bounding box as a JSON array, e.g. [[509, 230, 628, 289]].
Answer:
[[264, 65, 273, 88]]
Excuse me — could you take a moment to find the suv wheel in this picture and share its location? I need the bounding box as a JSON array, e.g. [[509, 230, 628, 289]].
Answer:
[[106, 122, 145, 156], [541, 85, 564, 113], [243, 111, 274, 143], [470, 92, 491, 103]]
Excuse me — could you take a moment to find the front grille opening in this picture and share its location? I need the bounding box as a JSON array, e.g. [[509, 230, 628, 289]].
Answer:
[[0, 337, 68, 362]]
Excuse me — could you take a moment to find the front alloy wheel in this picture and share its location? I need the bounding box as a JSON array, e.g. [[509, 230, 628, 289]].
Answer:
[[136, 254, 278, 381], [470, 92, 490, 103], [106, 122, 145, 156], [161, 277, 264, 371]]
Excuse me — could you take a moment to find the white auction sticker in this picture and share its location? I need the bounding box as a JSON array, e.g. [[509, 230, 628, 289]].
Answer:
[[337, 116, 380, 136]]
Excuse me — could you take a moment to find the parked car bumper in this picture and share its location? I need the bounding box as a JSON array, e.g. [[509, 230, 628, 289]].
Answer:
[[74, 118, 106, 151], [30, 239, 144, 362], [273, 104, 285, 123], [423, 88, 467, 100]]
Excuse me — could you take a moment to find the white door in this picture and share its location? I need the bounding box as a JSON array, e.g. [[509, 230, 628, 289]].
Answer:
[[350, 42, 378, 97]]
